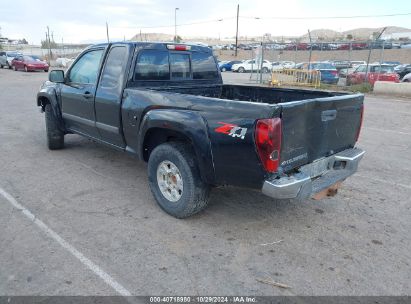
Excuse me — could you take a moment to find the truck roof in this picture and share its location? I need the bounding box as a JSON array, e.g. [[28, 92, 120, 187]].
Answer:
[[89, 41, 213, 53]]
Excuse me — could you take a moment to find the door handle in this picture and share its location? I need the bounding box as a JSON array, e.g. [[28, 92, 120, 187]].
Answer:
[[82, 91, 93, 99]]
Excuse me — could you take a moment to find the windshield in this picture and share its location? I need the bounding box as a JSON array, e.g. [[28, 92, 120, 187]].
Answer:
[[310, 63, 335, 70], [23, 56, 35, 61], [7, 52, 19, 58]]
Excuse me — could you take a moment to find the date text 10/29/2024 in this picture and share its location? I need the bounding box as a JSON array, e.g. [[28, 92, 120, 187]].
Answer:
[[149, 297, 257, 303]]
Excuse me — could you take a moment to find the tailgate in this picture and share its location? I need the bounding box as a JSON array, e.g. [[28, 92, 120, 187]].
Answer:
[[279, 94, 364, 172]]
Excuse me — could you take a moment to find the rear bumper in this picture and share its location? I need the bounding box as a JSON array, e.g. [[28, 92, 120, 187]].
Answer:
[[262, 148, 365, 200]]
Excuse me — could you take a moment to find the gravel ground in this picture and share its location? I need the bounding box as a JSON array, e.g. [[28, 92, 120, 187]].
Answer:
[[0, 68, 410, 296]]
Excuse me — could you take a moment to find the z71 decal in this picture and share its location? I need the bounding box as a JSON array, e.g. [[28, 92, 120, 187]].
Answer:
[[215, 122, 247, 140]]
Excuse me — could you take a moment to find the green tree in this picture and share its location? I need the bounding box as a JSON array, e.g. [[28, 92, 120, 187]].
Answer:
[[346, 34, 353, 40]]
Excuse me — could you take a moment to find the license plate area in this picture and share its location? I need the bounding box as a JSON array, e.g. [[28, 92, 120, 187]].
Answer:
[[299, 157, 335, 178]]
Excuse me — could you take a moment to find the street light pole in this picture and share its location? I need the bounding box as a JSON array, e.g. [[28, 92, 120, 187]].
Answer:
[[174, 8, 179, 42]]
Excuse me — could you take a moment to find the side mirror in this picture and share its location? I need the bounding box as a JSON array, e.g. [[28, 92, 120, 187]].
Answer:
[[49, 70, 65, 83]]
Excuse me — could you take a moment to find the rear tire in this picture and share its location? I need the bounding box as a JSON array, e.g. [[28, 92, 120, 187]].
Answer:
[[148, 142, 210, 218], [262, 67, 269, 73], [221, 67, 227, 72], [45, 104, 64, 150], [44, 69, 49, 72], [24, 65, 28, 72]]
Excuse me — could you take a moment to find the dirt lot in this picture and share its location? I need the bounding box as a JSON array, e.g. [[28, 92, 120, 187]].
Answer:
[[216, 48, 411, 64], [0, 68, 410, 296]]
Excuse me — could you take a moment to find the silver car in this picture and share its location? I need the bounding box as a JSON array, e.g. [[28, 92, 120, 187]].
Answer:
[[0, 51, 22, 69]]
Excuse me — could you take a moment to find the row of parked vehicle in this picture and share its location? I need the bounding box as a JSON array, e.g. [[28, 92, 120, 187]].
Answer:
[[214, 41, 411, 51], [218, 58, 411, 85], [0, 51, 49, 72]]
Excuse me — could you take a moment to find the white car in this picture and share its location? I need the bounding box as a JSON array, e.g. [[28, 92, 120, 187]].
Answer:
[[271, 61, 295, 70], [231, 59, 272, 73], [0, 51, 22, 69], [402, 72, 411, 82]]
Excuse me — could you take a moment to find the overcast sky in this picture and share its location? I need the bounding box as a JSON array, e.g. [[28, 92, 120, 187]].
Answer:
[[1, 0, 410, 44]]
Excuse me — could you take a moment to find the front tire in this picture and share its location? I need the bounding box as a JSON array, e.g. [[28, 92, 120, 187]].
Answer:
[[24, 65, 28, 72], [45, 104, 64, 150], [262, 67, 269, 73], [238, 67, 245, 73], [221, 67, 227, 72], [13, 65, 17, 71], [148, 142, 210, 218]]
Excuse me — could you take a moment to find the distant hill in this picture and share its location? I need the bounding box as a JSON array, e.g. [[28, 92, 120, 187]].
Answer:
[[343, 26, 411, 39], [128, 26, 411, 44]]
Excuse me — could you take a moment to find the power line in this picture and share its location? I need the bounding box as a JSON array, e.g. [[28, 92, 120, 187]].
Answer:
[[109, 12, 411, 31], [242, 12, 411, 20]]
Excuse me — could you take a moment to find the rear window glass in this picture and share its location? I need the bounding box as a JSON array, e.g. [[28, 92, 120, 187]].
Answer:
[[170, 53, 190, 79], [192, 52, 218, 79], [371, 66, 394, 73], [135, 50, 169, 81]]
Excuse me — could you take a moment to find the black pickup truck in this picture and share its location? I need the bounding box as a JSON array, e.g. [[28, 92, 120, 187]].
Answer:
[[37, 42, 364, 218]]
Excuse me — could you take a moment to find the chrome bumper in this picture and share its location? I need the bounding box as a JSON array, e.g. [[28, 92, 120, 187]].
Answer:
[[262, 148, 365, 200]]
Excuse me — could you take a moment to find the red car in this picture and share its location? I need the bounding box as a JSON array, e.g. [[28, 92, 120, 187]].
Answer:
[[11, 55, 49, 72], [346, 64, 399, 86]]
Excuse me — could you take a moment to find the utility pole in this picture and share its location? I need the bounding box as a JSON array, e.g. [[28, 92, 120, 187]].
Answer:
[[365, 26, 386, 84], [62, 37, 65, 58], [235, 4, 239, 56], [46, 26, 52, 65], [174, 8, 179, 42], [106, 22, 110, 43], [140, 29, 142, 41], [307, 29, 312, 67]]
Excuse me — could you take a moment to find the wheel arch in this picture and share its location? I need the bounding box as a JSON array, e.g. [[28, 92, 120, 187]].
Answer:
[[37, 89, 66, 132], [138, 110, 215, 184]]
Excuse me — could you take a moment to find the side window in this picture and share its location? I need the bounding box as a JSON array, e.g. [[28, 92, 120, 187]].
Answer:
[[134, 50, 169, 80], [192, 52, 218, 79], [69, 49, 104, 84], [170, 53, 190, 79], [356, 65, 366, 73], [99, 46, 127, 90]]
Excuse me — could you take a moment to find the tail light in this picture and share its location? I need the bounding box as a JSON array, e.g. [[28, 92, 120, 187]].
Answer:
[[355, 104, 364, 142], [255, 118, 282, 173], [167, 44, 191, 51], [331, 70, 338, 76]]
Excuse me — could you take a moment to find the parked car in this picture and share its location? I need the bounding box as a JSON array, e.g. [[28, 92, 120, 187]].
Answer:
[[231, 59, 272, 73], [330, 60, 351, 69], [271, 61, 295, 70], [401, 43, 411, 49], [392, 42, 401, 49], [346, 64, 399, 86], [352, 43, 367, 50], [401, 72, 411, 82], [37, 42, 364, 218], [394, 64, 411, 79], [369, 40, 392, 49], [339, 61, 367, 78], [350, 61, 366, 67], [297, 62, 339, 84], [11, 55, 49, 72], [0, 51, 22, 69], [219, 60, 242, 72]]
